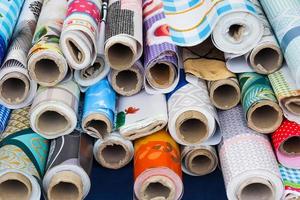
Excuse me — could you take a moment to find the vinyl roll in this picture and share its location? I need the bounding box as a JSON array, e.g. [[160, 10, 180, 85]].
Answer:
[[28, 0, 69, 86], [0, 107, 49, 200], [74, 2, 110, 88], [105, 0, 143, 70], [30, 80, 80, 139], [181, 145, 218, 176], [109, 61, 144, 96], [82, 78, 116, 139], [238, 72, 283, 133], [60, 0, 101, 70], [143, 0, 180, 94], [43, 131, 93, 200], [0, 0, 42, 109], [0, 0, 24, 64], [218, 105, 284, 200], [134, 130, 183, 200], [0, 105, 10, 133], [279, 165, 300, 200], [116, 90, 168, 140], [93, 131, 133, 169], [272, 120, 300, 169]]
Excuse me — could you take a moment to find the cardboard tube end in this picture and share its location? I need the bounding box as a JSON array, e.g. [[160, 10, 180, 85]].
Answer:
[[281, 136, 300, 156], [80, 58, 105, 80], [147, 63, 176, 89], [285, 98, 300, 116], [83, 114, 112, 138], [67, 38, 85, 65]]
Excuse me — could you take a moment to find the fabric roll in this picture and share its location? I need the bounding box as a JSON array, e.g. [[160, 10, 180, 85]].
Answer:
[[116, 90, 168, 140], [167, 71, 220, 146], [105, 0, 143, 70], [218, 105, 284, 200], [0, 105, 10, 133], [260, 0, 300, 88], [30, 80, 80, 139], [143, 0, 180, 94], [74, 1, 110, 88], [272, 120, 300, 169], [93, 131, 133, 169], [43, 131, 93, 200], [268, 64, 300, 124], [134, 130, 183, 200], [182, 38, 240, 110], [28, 0, 69, 86], [0, 0, 42, 109], [280, 165, 300, 200], [161, 0, 263, 54], [60, 0, 102, 70], [181, 145, 218, 176], [0, 107, 49, 200], [82, 78, 116, 139], [0, 0, 24, 64], [109, 61, 144, 96], [238, 72, 283, 134]]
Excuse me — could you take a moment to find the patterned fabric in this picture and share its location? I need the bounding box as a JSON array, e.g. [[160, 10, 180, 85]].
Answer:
[[0, 104, 10, 133], [280, 165, 300, 199]]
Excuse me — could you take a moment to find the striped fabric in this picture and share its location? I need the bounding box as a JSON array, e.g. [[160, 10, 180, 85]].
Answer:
[[280, 165, 300, 198], [0, 104, 11, 133]]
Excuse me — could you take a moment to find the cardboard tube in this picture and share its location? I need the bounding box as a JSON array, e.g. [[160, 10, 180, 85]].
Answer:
[[285, 97, 300, 116], [47, 171, 83, 200], [80, 58, 105, 81], [66, 38, 85, 66], [146, 62, 176, 89], [82, 114, 112, 139], [0, 172, 32, 200], [0, 72, 30, 105], [175, 111, 209, 145], [280, 136, 300, 156], [247, 101, 283, 134]]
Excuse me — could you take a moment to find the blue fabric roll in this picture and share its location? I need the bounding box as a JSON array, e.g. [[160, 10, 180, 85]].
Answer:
[[0, 104, 10, 133]]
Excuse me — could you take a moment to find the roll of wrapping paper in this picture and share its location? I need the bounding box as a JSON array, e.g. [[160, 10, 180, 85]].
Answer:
[[260, 0, 300, 88], [0, 107, 49, 200], [143, 0, 180, 94], [0, 0, 24, 64], [74, 1, 110, 88], [238, 72, 283, 133], [30, 80, 80, 139], [225, 0, 283, 75], [272, 120, 300, 169], [280, 165, 300, 200], [167, 71, 221, 146], [0, 105, 10, 133], [105, 0, 143, 70], [268, 64, 300, 124], [93, 131, 133, 169], [181, 145, 218, 176], [60, 0, 101, 70], [0, 0, 42, 109], [109, 61, 144, 96], [134, 130, 183, 200], [28, 0, 69, 86], [182, 38, 240, 110], [161, 0, 263, 54], [43, 131, 93, 200], [82, 78, 116, 139], [116, 90, 168, 140], [218, 105, 284, 200]]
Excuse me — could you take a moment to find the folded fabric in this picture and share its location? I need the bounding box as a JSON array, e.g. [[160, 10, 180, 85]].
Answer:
[[218, 105, 284, 200], [82, 78, 116, 139], [116, 90, 168, 140], [272, 120, 300, 169], [105, 0, 143, 70], [0, 104, 10, 133], [280, 165, 300, 200], [28, 0, 69, 86]]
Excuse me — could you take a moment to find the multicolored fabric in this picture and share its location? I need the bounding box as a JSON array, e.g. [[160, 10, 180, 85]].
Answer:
[[280, 165, 300, 199], [0, 104, 10, 133]]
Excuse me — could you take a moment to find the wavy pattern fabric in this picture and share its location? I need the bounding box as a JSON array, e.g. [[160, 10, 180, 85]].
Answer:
[[280, 165, 300, 200]]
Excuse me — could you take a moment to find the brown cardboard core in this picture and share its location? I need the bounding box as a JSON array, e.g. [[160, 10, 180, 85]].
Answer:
[[50, 182, 80, 200], [68, 39, 83, 64], [101, 144, 126, 164], [179, 118, 207, 144], [0, 77, 28, 104], [85, 120, 108, 138], [0, 179, 30, 200], [240, 183, 273, 200], [228, 24, 245, 42], [190, 155, 212, 175], [282, 136, 300, 155], [250, 105, 280, 131], [253, 48, 280, 73], [212, 84, 239, 109], [35, 59, 60, 83], [148, 63, 176, 89], [81, 61, 104, 80], [286, 100, 300, 115], [37, 111, 68, 134], [116, 70, 138, 92], [144, 182, 171, 200], [108, 44, 134, 68]]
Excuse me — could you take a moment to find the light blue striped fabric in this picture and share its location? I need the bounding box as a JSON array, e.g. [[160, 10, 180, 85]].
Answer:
[[0, 104, 10, 133]]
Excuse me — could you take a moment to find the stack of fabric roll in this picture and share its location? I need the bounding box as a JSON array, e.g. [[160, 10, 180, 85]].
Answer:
[[1, 0, 300, 199]]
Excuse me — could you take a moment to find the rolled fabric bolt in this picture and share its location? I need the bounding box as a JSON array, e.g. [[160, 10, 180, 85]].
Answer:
[[28, 0, 69, 86], [134, 130, 183, 200], [268, 64, 300, 124], [43, 131, 93, 200], [0, 108, 49, 200], [279, 165, 300, 200], [82, 78, 116, 139], [116, 90, 168, 140], [238, 72, 283, 133], [109, 61, 144, 96], [218, 105, 284, 200], [272, 120, 300, 169], [30, 80, 80, 139], [93, 131, 133, 169], [0, 105, 10, 133], [181, 145, 218, 176], [105, 0, 143, 70]]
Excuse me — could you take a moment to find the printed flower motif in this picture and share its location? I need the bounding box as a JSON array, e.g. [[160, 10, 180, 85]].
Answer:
[[125, 107, 139, 114]]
